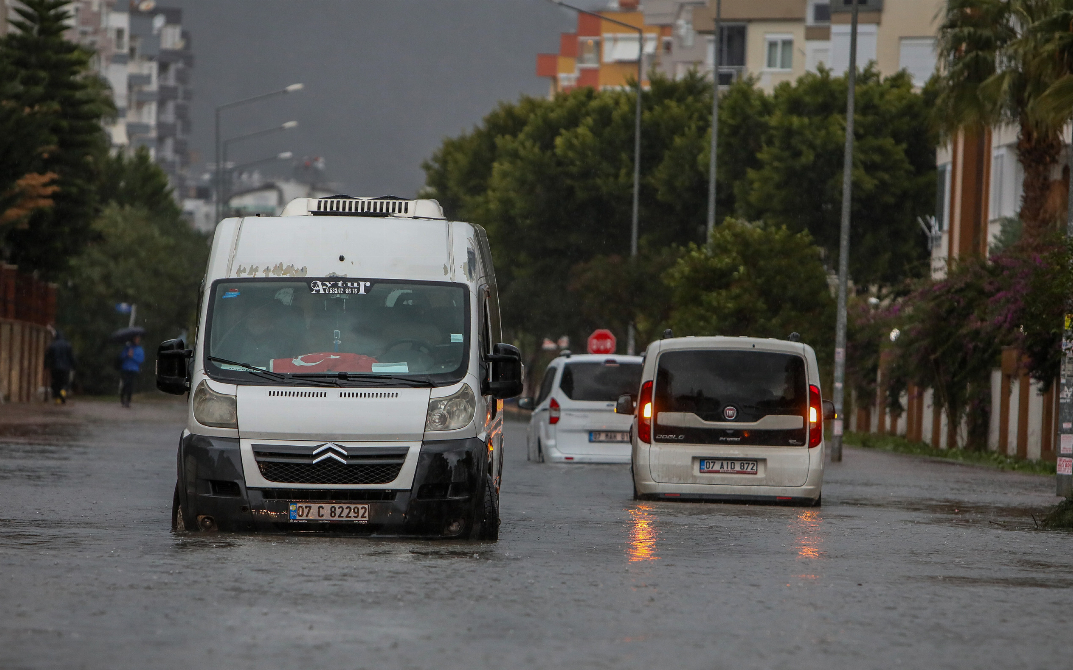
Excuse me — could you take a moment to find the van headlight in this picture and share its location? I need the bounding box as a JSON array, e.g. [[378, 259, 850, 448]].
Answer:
[[425, 384, 475, 431], [192, 380, 238, 428]]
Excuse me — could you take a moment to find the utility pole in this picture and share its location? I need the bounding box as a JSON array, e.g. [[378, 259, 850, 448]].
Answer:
[[705, 0, 721, 242], [830, 0, 859, 464], [1057, 126, 1073, 496]]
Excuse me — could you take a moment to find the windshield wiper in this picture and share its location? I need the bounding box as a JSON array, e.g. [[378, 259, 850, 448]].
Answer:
[[288, 372, 436, 388], [206, 356, 334, 387]]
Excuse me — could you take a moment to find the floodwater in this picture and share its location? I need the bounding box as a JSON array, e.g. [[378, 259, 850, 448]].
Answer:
[[0, 399, 1070, 669]]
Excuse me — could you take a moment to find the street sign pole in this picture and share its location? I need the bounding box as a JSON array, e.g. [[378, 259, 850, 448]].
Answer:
[[1057, 128, 1073, 496], [830, 0, 859, 463]]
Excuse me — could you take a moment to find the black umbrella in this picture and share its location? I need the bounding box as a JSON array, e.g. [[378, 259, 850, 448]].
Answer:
[[108, 326, 146, 344]]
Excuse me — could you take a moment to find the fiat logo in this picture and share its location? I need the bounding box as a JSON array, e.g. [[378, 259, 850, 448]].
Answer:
[[723, 406, 738, 420]]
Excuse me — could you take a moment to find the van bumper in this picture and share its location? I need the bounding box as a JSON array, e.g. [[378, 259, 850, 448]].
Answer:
[[176, 433, 488, 536]]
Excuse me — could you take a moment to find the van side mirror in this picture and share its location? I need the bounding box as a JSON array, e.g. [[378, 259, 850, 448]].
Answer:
[[616, 393, 635, 415], [517, 397, 534, 410], [156, 338, 193, 395], [485, 343, 523, 399], [823, 400, 835, 421]]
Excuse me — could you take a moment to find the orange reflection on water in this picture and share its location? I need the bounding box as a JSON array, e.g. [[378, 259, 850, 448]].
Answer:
[[627, 505, 660, 562], [792, 509, 824, 560]]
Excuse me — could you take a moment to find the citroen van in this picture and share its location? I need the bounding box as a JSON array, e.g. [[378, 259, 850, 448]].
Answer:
[[156, 195, 522, 539], [622, 336, 830, 505]]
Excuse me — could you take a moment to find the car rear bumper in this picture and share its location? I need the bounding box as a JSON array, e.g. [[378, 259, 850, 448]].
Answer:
[[176, 433, 488, 536], [543, 440, 631, 464]]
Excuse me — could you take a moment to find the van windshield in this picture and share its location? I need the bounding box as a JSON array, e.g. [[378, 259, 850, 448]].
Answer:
[[559, 361, 643, 401], [205, 278, 468, 385]]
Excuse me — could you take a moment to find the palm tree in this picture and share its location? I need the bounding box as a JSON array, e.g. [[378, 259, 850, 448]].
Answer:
[[934, 0, 1066, 241]]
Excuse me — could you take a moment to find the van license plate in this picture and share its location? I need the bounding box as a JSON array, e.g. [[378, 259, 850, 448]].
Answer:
[[590, 431, 629, 443], [288, 502, 369, 522], [699, 459, 758, 474]]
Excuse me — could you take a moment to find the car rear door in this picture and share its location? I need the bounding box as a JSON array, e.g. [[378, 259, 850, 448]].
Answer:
[[554, 359, 641, 456], [647, 348, 811, 486]]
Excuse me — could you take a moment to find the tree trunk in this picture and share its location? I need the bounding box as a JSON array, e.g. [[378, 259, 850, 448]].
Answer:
[[1017, 120, 1063, 241]]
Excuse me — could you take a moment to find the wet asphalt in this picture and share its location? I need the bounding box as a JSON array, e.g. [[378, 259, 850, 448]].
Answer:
[[0, 399, 1071, 670]]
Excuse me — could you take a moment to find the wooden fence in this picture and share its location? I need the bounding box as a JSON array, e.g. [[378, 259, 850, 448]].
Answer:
[[0, 264, 57, 403], [851, 347, 1058, 463]]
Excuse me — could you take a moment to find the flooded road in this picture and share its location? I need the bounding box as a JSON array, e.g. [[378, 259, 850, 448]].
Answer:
[[0, 400, 1070, 669]]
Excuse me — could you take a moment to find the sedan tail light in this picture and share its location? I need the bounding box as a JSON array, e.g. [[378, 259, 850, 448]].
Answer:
[[637, 381, 653, 443], [808, 384, 822, 448], [549, 397, 561, 425]]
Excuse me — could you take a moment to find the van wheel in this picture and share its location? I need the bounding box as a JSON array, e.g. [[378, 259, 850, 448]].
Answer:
[[473, 475, 499, 541], [811, 494, 822, 508], [536, 439, 545, 464], [171, 483, 193, 532]]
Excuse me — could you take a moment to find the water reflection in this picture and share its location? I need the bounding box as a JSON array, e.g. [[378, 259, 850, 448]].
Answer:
[[792, 509, 823, 559], [627, 505, 660, 562]]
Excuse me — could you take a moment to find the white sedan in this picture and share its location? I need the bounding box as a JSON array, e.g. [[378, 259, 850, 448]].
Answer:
[[519, 353, 643, 463]]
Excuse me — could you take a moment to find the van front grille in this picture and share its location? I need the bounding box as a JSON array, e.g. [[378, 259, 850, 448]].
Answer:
[[258, 461, 403, 485], [255, 488, 399, 502]]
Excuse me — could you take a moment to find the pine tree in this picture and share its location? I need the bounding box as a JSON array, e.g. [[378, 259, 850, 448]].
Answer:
[[0, 0, 114, 275]]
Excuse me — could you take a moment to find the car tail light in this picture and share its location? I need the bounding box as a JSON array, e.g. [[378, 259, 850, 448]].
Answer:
[[637, 381, 653, 444], [549, 397, 560, 425], [808, 384, 822, 448]]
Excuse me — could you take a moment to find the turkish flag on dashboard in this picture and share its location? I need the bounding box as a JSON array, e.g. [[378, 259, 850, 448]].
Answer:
[[270, 353, 377, 373]]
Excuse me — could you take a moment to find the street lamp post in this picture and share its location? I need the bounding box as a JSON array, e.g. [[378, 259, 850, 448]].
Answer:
[[220, 122, 298, 217], [830, 0, 860, 463], [550, 0, 644, 353], [706, 0, 722, 241], [214, 83, 303, 222]]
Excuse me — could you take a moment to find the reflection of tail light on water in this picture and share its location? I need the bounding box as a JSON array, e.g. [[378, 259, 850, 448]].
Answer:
[[793, 509, 823, 559], [627, 505, 660, 562]]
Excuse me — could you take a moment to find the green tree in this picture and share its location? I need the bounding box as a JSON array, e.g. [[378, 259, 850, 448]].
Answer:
[[0, 0, 114, 275], [58, 205, 208, 395], [664, 219, 836, 369], [742, 66, 937, 285], [99, 146, 182, 219], [933, 0, 1069, 240]]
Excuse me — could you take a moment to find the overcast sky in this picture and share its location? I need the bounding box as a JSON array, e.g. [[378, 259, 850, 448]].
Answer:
[[166, 0, 608, 197]]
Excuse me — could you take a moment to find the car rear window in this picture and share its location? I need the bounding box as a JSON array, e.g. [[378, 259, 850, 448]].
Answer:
[[559, 361, 643, 402], [653, 349, 807, 446]]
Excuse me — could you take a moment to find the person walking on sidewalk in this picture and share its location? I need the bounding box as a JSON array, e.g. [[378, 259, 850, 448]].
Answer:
[[119, 335, 145, 408], [44, 330, 75, 404]]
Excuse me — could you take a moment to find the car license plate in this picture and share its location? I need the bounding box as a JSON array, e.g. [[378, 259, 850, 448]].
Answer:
[[590, 431, 629, 443], [288, 502, 369, 522], [699, 459, 758, 474]]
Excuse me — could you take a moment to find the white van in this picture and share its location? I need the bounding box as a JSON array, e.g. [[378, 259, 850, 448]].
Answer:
[[156, 195, 522, 539], [623, 336, 830, 505]]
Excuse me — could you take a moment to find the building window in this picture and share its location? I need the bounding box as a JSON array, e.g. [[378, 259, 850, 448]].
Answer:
[[705, 25, 746, 68], [115, 27, 126, 51], [765, 36, 793, 70], [898, 37, 937, 87], [936, 163, 951, 231], [806, 2, 832, 24], [579, 38, 600, 66]]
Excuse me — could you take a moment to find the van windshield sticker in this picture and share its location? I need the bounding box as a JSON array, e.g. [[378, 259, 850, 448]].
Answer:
[[222, 289, 241, 299], [451, 333, 463, 342], [309, 280, 372, 295], [372, 362, 408, 373]]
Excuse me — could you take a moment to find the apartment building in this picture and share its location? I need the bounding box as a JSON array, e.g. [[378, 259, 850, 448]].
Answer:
[[2, 0, 193, 194], [536, 0, 666, 94], [639, 0, 942, 92]]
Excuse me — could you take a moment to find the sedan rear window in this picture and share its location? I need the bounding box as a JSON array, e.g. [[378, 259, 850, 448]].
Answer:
[[653, 350, 807, 446], [559, 362, 643, 402]]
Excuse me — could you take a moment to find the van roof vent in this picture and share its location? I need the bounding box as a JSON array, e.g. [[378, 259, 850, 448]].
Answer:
[[280, 195, 445, 220]]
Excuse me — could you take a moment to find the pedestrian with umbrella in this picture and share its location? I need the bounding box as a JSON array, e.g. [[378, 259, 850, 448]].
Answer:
[[111, 327, 146, 408], [43, 329, 75, 404]]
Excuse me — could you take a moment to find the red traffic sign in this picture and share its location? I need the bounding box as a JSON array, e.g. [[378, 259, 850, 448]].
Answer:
[[587, 329, 617, 355]]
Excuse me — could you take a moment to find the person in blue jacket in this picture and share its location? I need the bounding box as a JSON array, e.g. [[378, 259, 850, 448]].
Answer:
[[120, 335, 145, 408]]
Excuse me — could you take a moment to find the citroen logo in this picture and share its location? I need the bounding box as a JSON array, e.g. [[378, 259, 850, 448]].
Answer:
[[312, 443, 348, 464]]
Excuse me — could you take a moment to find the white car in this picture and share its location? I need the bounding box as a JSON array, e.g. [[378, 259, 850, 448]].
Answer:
[[519, 353, 643, 463], [627, 336, 829, 505]]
